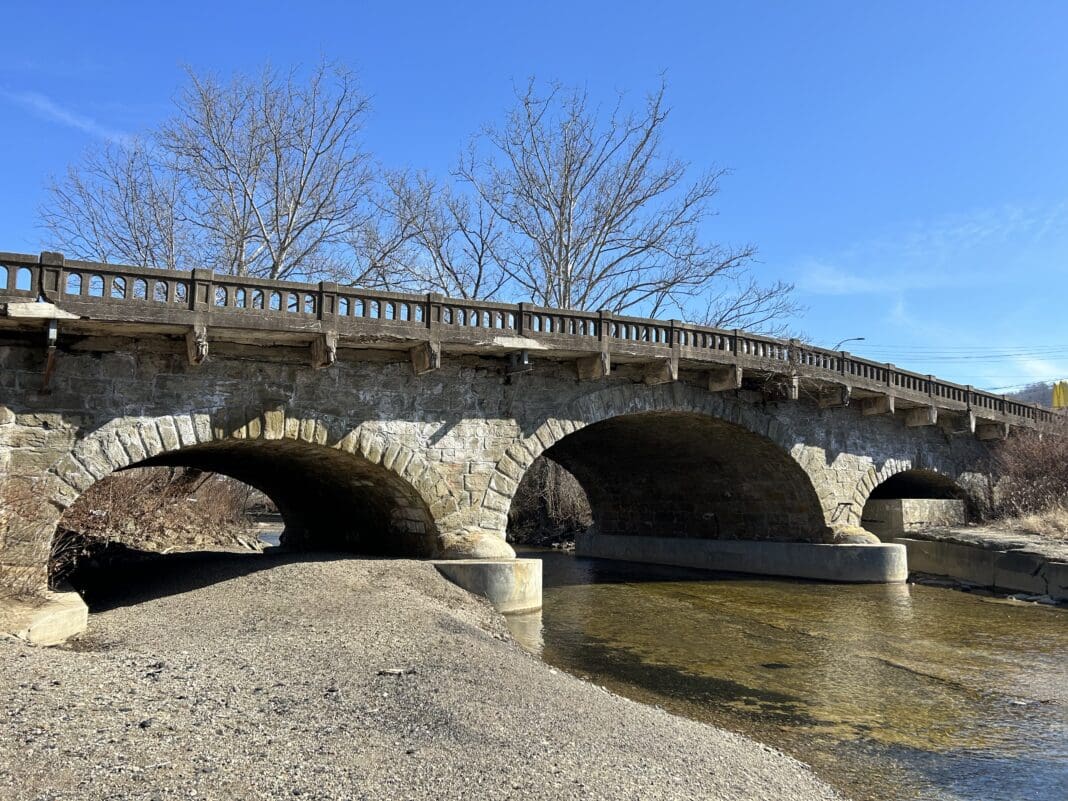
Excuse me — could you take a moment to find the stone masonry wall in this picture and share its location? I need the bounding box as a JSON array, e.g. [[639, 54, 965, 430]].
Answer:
[[0, 336, 992, 591]]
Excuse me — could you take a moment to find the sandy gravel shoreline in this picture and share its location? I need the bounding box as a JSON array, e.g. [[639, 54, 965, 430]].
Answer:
[[1, 552, 843, 800]]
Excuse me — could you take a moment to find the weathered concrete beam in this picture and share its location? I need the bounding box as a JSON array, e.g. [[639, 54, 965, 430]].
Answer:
[[707, 364, 742, 392], [186, 325, 208, 365], [861, 394, 895, 416], [1, 301, 78, 320], [576, 352, 610, 381], [905, 405, 938, 427], [977, 422, 1010, 441], [410, 340, 441, 375], [818, 384, 851, 409], [643, 357, 678, 386], [311, 331, 338, 369]]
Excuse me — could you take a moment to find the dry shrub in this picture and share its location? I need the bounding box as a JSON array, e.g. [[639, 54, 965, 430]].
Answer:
[[0, 476, 52, 599], [52, 467, 260, 585], [991, 432, 1068, 541], [993, 432, 1068, 517], [508, 456, 592, 546]]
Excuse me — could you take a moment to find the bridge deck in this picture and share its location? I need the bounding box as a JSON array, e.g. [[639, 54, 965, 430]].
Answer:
[[1, 251, 1062, 434]]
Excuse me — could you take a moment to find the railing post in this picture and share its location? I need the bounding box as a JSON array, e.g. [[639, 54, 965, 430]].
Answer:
[[927, 374, 935, 399], [190, 268, 214, 311], [886, 363, 894, 387], [598, 309, 612, 343], [732, 329, 741, 357], [966, 384, 973, 410], [426, 293, 443, 333], [318, 281, 338, 322], [38, 251, 64, 300], [840, 351, 849, 376], [789, 338, 799, 365], [516, 302, 527, 336]]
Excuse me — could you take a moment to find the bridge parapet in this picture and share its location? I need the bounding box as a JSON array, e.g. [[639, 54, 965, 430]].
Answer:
[[1, 250, 1063, 434]]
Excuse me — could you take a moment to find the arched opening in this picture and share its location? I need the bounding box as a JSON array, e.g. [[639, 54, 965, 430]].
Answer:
[[51, 438, 438, 591], [508, 456, 592, 547], [861, 469, 967, 540], [52, 466, 268, 587], [508, 412, 827, 546]]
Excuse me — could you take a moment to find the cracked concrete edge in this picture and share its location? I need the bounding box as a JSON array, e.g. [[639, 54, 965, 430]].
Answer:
[[1, 586, 87, 646], [895, 537, 1068, 602]]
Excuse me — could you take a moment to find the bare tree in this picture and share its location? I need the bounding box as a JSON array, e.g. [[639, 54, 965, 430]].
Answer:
[[702, 276, 803, 337], [41, 60, 375, 282], [161, 61, 373, 279], [453, 78, 787, 321], [40, 138, 196, 270], [357, 171, 508, 298]]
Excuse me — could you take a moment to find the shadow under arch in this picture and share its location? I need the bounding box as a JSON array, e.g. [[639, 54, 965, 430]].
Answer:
[[859, 468, 968, 540], [134, 439, 438, 555], [515, 411, 828, 542], [866, 468, 965, 501]]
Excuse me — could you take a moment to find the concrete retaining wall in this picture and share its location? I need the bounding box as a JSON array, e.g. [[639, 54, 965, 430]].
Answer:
[[862, 499, 966, 539], [895, 537, 1068, 601], [575, 532, 908, 583]]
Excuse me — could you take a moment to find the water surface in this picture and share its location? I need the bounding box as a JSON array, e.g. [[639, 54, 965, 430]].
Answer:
[[509, 549, 1068, 801]]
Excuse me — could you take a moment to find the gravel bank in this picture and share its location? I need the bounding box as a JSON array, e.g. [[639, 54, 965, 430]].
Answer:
[[0, 552, 843, 801]]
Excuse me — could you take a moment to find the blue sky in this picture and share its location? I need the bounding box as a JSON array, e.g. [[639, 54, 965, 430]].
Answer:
[[1, 1, 1066, 391]]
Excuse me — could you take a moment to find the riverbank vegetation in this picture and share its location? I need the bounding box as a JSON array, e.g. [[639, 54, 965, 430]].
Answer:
[[990, 432, 1068, 541], [50, 468, 263, 585], [507, 457, 591, 548]]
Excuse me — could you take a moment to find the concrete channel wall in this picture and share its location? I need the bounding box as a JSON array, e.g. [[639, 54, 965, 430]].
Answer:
[[862, 499, 966, 540], [576, 532, 909, 583], [895, 537, 1068, 602]]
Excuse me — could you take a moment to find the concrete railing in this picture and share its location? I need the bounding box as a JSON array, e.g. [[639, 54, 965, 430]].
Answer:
[[1, 250, 1064, 431]]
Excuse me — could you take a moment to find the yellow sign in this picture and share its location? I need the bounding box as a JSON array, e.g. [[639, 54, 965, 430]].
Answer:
[[1054, 380, 1068, 409]]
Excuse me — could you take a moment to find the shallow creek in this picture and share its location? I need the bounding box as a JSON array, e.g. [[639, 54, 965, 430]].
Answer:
[[507, 548, 1067, 801]]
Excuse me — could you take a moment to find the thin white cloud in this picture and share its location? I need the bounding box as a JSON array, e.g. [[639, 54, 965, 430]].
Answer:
[[798, 261, 950, 295], [797, 203, 1068, 297], [1008, 356, 1068, 386], [0, 89, 129, 142]]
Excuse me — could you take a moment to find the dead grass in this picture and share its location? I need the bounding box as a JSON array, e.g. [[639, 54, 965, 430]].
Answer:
[[1013, 504, 1068, 541]]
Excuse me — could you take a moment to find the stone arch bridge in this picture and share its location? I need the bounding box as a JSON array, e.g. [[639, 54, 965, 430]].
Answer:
[[1, 252, 1062, 606]]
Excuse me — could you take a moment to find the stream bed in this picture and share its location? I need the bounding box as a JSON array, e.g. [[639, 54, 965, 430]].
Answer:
[[507, 549, 1067, 801]]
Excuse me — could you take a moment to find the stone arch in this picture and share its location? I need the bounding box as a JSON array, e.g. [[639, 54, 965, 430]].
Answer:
[[33, 410, 462, 575], [852, 461, 966, 516], [857, 466, 969, 539], [483, 383, 827, 541]]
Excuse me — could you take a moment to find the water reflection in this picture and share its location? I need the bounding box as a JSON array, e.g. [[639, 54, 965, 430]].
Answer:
[[507, 549, 1068, 801], [505, 609, 544, 654]]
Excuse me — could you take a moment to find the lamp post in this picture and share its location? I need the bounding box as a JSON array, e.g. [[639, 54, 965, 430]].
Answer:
[[832, 336, 865, 351]]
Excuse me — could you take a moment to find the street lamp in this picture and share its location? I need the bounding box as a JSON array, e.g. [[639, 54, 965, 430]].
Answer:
[[831, 336, 865, 351]]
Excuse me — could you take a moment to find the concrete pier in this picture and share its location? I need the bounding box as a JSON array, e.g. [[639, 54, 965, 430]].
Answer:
[[432, 558, 543, 613]]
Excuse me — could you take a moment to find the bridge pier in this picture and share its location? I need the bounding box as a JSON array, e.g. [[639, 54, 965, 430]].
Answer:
[[433, 558, 542, 613]]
